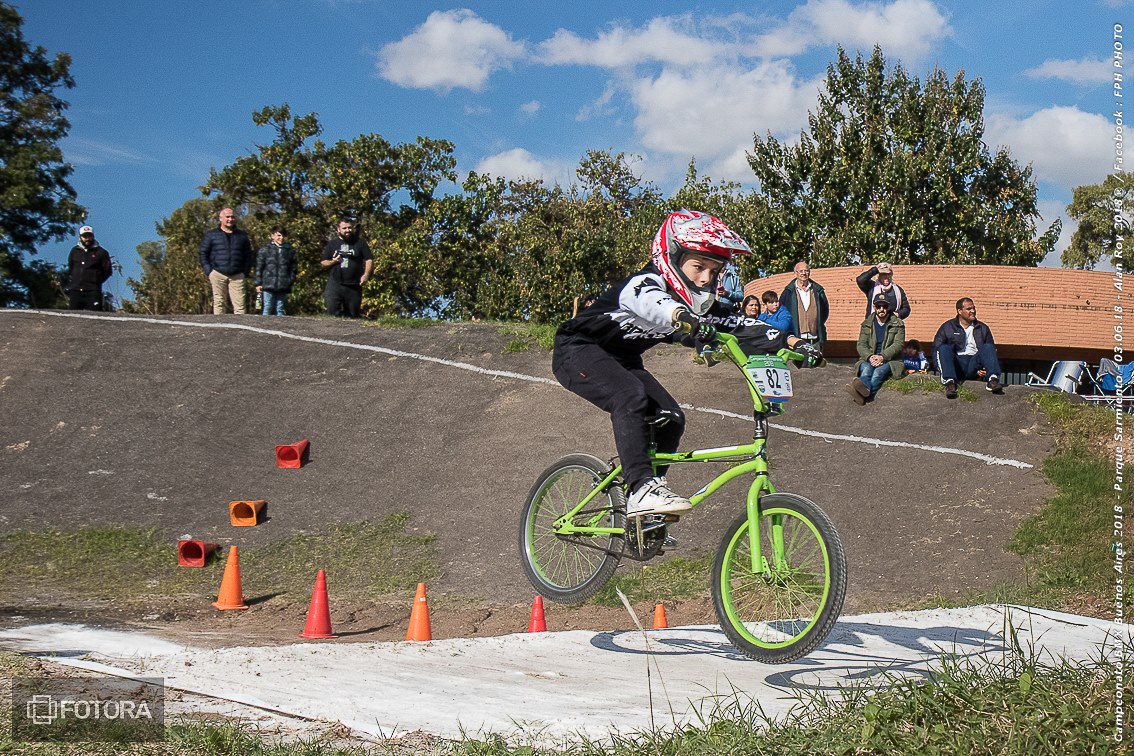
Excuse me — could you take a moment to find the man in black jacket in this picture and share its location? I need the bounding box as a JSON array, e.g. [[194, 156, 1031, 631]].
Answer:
[[320, 216, 373, 317], [199, 207, 253, 314], [67, 225, 112, 311], [932, 297, 1004, 399]]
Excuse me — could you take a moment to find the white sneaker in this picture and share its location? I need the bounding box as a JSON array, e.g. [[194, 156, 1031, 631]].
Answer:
[[626, 477, 692, 517]]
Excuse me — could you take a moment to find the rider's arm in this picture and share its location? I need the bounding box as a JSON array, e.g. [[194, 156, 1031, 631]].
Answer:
[[617, 272, 685, 330]]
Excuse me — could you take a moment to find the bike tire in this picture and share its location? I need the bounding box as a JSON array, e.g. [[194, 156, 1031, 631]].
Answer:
[[518, 454, 627, 603], [711, 492, 846, 664]]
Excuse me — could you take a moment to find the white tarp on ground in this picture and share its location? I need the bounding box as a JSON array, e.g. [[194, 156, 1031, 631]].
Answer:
[[0, 604, 1128, 744]]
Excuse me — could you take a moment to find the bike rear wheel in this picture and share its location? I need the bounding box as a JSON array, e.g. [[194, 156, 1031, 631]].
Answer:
[[519, 454, 627, 603], [711, 493, 846, 663]]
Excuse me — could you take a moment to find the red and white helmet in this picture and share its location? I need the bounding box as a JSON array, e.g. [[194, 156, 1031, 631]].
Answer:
[[651, 209, 751, 315]]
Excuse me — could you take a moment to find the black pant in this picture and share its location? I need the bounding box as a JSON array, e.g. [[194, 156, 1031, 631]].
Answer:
[[324, 281, 362, 318], [552, 341, 684, 490], [68, 289, 102, 311]]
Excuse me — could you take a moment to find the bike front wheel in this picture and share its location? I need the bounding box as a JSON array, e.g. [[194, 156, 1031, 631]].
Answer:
[[518, 454, 627, 604], [711, 492, 846, 663]]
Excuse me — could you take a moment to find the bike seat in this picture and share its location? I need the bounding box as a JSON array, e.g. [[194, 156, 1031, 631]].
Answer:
[[645, 409, 682, 427]]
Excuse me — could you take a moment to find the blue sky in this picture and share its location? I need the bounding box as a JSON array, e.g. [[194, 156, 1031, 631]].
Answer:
[[18, 0, 1125, 300]]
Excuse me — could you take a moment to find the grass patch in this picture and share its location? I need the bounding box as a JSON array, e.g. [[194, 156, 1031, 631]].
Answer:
[[885, 374, 978, 401], [367, 315, 435, 329], [243, 513, 439, 600], [496, 322, 557, 352], [591, 556, 711, 607], [0, 527, 210, 600], [0, 514, 439, 605], [985, 394, 1130, 610]]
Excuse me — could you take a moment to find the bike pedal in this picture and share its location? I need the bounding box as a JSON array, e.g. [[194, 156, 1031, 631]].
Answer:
[[634, 514, 668, 532]]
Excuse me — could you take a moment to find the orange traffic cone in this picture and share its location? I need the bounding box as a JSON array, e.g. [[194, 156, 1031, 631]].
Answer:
[[652, 603, 668, 629], [275, 439, 310, 468], [299, 570, 338, 639], [406, 582, 432, 641], [212, 546, 249, 611], [528, 595, 547, 633]]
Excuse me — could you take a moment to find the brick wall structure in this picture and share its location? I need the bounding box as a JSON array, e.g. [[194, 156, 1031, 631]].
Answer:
[[743, 265, 1120, 363]]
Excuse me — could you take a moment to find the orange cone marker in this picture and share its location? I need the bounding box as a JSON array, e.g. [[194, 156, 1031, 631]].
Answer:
[[406, 582, 432, 641], [528, 595, 547, 633], [299, 570, 337, 639], [275, 439, 310, 468], [652, 603, 668, 629], [212, 546, 249, 610]]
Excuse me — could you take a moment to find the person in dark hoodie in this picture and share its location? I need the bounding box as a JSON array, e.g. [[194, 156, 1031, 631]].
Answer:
[[66, 225, 112, 311], [254, 227, 298, 315]]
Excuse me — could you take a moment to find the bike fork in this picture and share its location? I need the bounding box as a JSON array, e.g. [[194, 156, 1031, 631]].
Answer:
[[746, 476, 774, 574]]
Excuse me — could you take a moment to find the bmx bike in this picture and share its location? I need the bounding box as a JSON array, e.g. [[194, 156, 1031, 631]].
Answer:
[[518, 332, 847, 663]]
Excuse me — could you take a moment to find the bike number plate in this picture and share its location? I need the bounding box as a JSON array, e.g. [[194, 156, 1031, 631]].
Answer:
[[745, 356, 793, 402]]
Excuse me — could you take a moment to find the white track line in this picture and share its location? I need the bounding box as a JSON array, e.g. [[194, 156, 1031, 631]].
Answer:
[[3, 310, 1034, 469]]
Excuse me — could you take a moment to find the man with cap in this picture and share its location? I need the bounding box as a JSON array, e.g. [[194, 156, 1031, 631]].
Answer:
[[855, 261, 910, 319], [848, 295, 906, 405], [66, 226, 112, 311]]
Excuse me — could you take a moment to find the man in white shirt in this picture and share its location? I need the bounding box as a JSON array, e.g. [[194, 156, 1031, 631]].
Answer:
[[931, 298, 1004, 399]]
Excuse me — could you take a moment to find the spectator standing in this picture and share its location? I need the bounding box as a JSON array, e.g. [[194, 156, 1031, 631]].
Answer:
[[848, 296, 905, 405], [320, 216, 373, 318], [779, 261, 830, 349], [855, 262, 910, 318], [66, 225, 112, 311], [199, 207, 254, 314], [254, 227, 298, 316], [932, 297, 1005, 399]]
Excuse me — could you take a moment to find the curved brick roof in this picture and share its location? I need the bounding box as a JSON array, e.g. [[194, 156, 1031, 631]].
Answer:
[[743, 265, 1122, 361]]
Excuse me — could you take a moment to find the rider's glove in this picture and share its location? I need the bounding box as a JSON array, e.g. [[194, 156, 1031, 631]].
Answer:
[[673, 308, 717, 344], [797, 342, 823, 368]]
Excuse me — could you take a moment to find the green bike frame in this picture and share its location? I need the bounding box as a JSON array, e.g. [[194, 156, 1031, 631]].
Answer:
[[551, 332, 795, 576]]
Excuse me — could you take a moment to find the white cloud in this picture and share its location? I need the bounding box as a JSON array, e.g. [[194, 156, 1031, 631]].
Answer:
[[1023, 57, 1113, 85], [464, 104, 491, 116], [538, 15, 724, 68], [66, 137, 155, 166], [628, 61, 823, 182], [474, 147, 572, 185], [986, 106, 1114, 189], [519, 100, 541, 116], [377, 9, 525, 92], [754, 0, 951, 62], [576, 81, 619, 121]]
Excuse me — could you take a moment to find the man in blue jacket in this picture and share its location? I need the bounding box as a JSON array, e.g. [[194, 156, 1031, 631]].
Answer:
[[199, 207, 254, 314], [932, 297, 1004, 399]]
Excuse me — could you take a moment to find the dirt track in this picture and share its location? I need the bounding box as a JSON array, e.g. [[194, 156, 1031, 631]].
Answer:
[[0, 311, 1056, 642]]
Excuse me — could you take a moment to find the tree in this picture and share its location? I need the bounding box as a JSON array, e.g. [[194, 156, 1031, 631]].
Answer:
[[747, 46, 1057, 272], [1062, 173, 1134, 269], [0, 2, 86, 307], [203, 104, 458, 316], [126, 198, 217, 314]]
